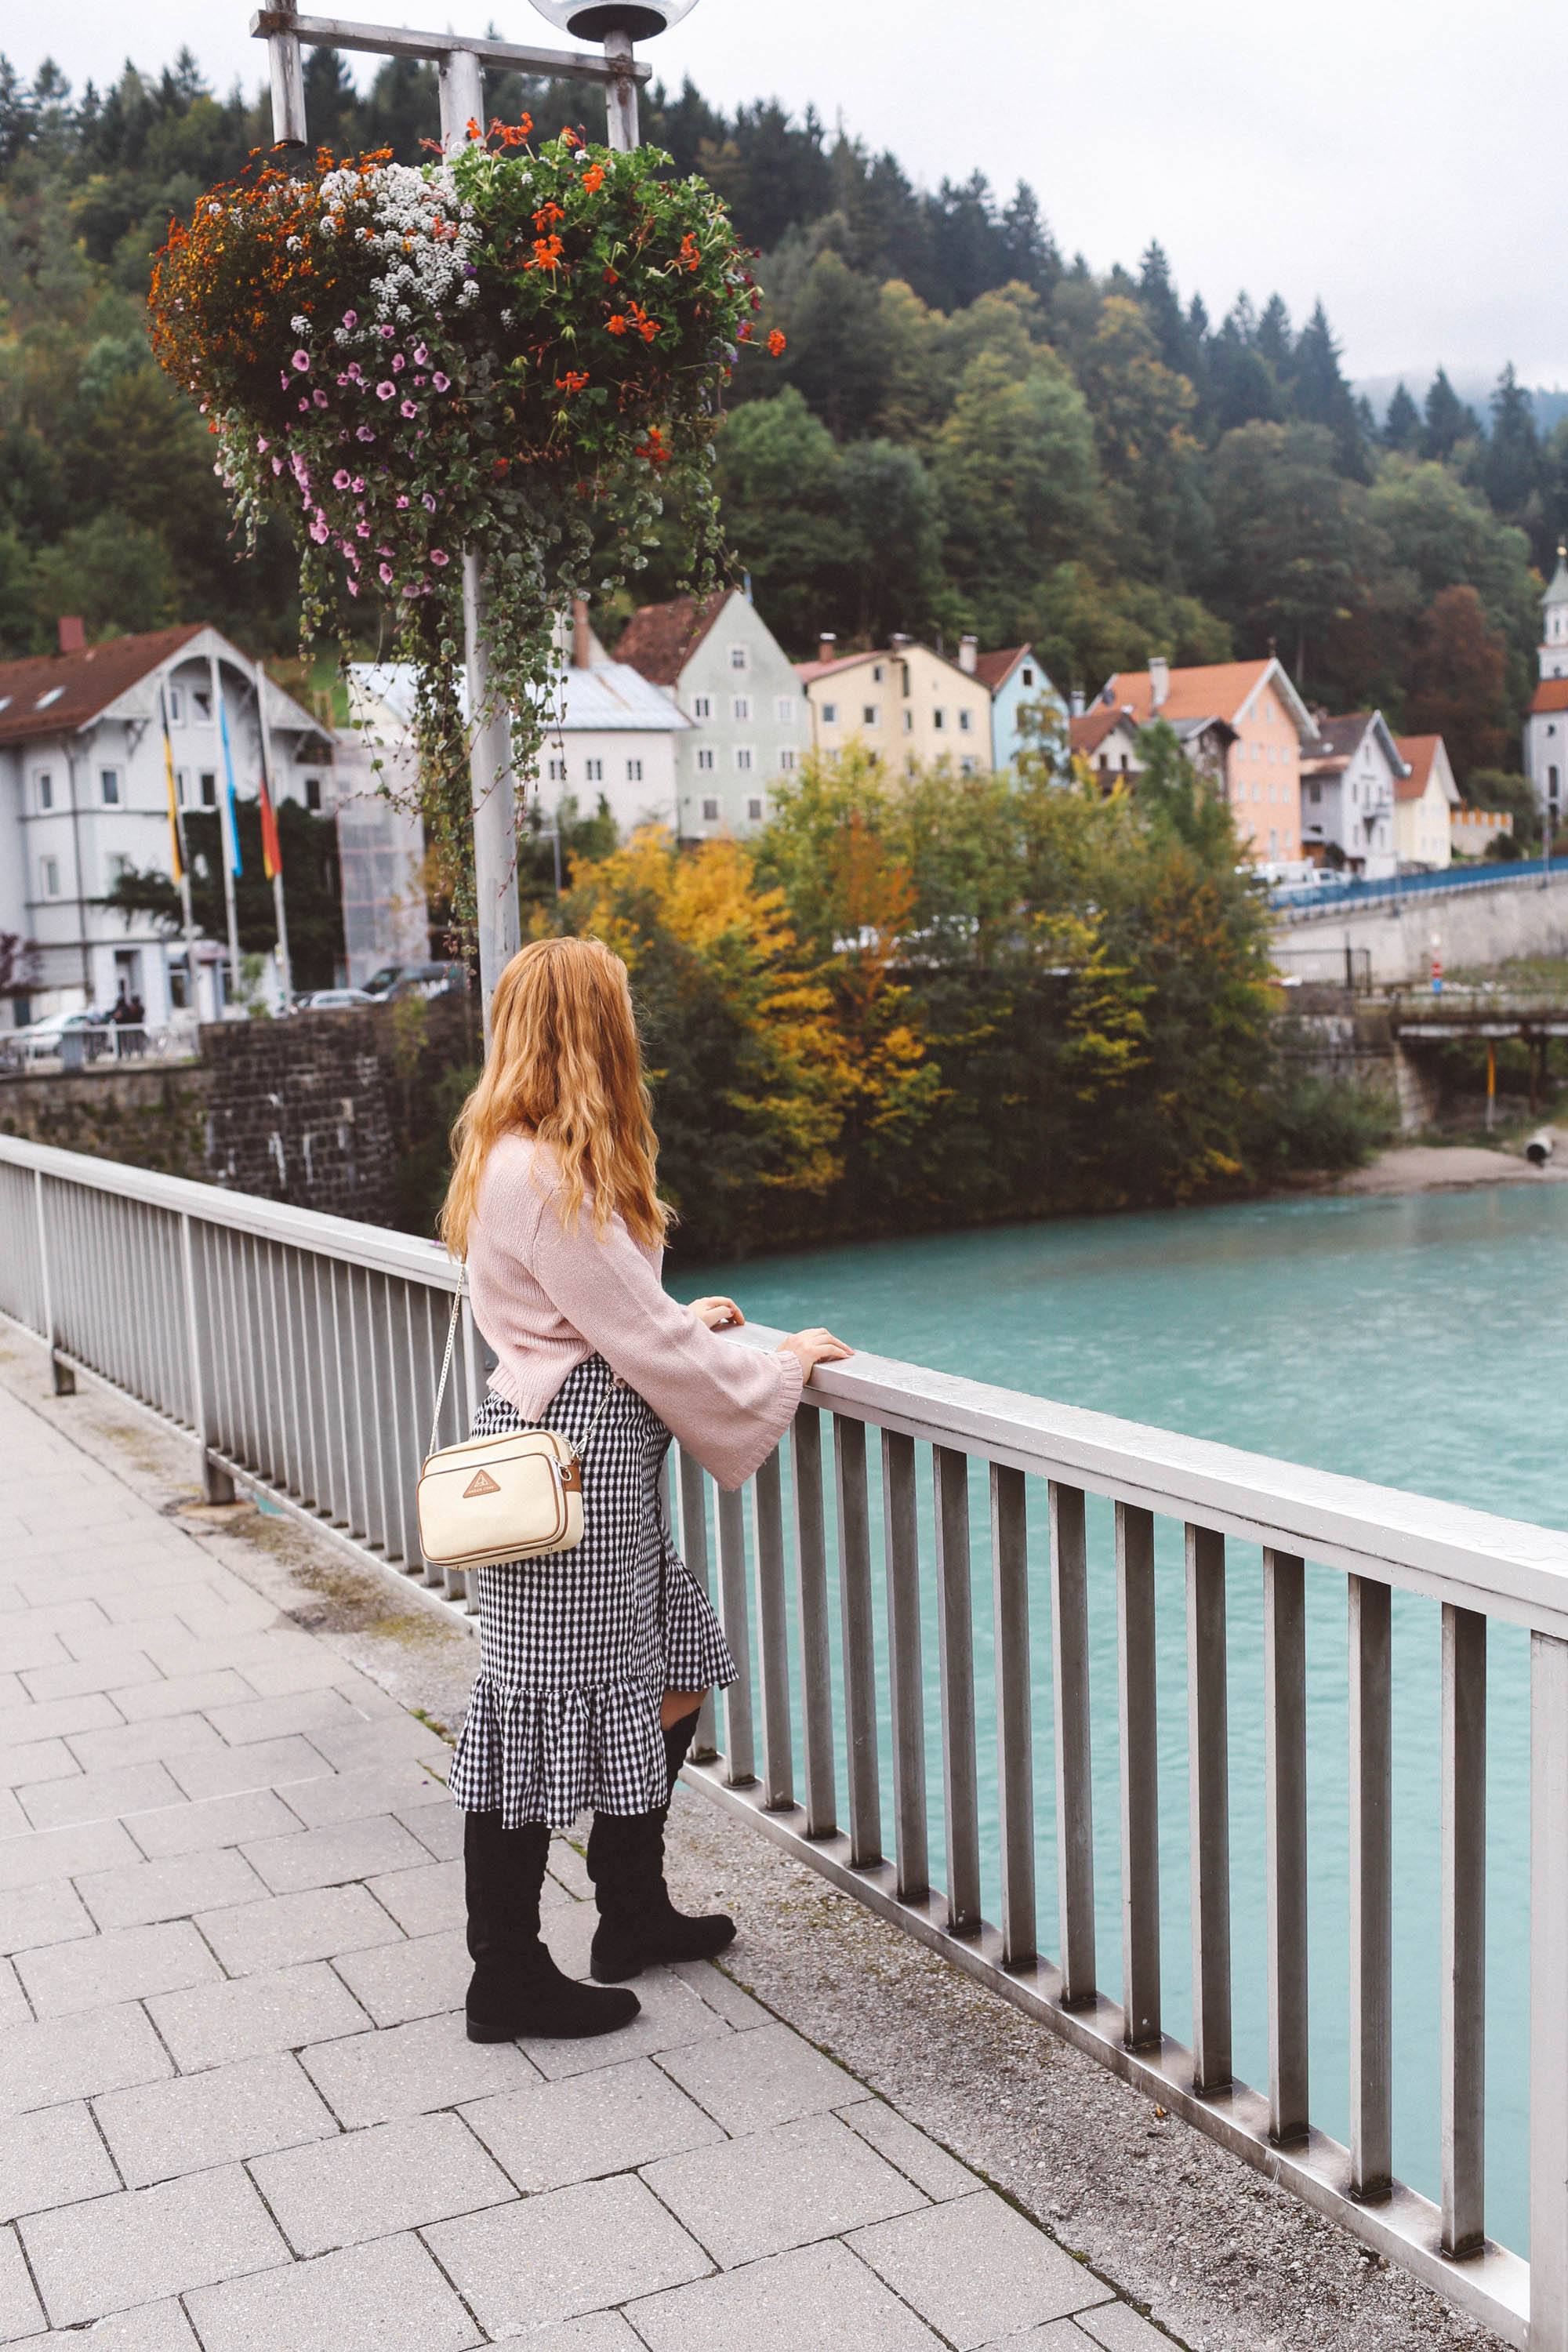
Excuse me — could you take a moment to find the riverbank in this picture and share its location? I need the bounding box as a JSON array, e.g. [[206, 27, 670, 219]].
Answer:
[[1325, 1138, 1568, 1195]]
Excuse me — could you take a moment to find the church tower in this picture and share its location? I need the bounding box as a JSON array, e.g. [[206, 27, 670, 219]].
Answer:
[[1524, 546, 1568, 821]]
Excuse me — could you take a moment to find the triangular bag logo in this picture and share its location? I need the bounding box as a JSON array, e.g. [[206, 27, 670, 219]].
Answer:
[[463, 1469, 501, 1498]]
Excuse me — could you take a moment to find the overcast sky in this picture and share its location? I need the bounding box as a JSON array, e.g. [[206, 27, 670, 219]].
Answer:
[[9, 0, 1563, 390]]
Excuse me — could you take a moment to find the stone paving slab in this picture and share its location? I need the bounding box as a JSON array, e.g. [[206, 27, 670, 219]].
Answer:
[[0, 1350, 1171, 2350]]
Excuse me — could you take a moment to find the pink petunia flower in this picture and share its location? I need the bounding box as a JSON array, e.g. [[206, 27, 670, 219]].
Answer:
[[355, 521, 370, 538], [347, 579, 359, 596], [312, 390, 328, 408], [429, 549, 449, 567], [421, 492, 437, 512], [431, 372, 450, 392], [412, 344, 429, 365], [256, 435, 269, 452], [291, 350, 310, 371], [343, 309, 358, 328], [332, 469, 351, 488], [271, 456, 284, 475], [379, 324, 394, 339], [395, 495, 410, 510], [400, 399, 417, 419], [351, 476, 365, 493], [379, 563, 394, 585], [376, 382, 395, 401], [391, 354, 405, 373], [298, 398, 310, 412], [356, 426, 376, 442]]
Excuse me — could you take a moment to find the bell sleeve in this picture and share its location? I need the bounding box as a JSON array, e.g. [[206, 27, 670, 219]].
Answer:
[[527, 1192, 803, 1490]]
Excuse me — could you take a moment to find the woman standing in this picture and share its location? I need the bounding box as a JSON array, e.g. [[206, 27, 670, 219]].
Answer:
[[441, 938, 851, 2042]]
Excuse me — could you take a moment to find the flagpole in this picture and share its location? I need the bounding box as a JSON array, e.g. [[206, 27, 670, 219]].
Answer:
[[254, 666, 294, 1007], [158, 679, 204, 1022], [209, 651, 244, 1009]]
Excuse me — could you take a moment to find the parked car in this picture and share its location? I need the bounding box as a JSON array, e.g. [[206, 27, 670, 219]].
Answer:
[[382, 962, 467, 1002], [13, 1010, 105, 1065], [294, 987, 373, 1011]]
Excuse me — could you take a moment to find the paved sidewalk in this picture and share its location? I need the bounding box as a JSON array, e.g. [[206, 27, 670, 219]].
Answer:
[[0, 1364, 1172, 2350]]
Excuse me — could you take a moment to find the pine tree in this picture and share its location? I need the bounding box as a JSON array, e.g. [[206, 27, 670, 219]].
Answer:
[[1481, 363, 1543, 528], [1382, 382, 1421, 451], [1000, 182, 1061, 299], [1421, 367, 1479, 463], [1288, 301, 1367, 476], [1137, 242, 1196, 377], [1256, 294, 1293, 372]]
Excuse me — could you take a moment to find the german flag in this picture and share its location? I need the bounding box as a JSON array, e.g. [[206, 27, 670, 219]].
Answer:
[[158, 684, 183, 885], [258, 761, 283, 883]]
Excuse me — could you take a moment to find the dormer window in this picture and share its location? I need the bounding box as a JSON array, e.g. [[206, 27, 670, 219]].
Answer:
[[729, 645, 748, 672], [35, 687, 64, 710]]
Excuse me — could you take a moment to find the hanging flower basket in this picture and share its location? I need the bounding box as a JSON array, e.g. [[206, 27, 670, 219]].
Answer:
[[148, 119, 779, 930]]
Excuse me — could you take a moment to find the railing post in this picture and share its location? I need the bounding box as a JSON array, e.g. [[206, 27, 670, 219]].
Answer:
[[934, 1446, 981, 1936], [750, 1448, 795, 1812], [834, 1415, 882, 1870], [1443, 1603, 1487, 2259], [178, 1211, 234, 1505], [677, 1449, 717, 1762], [990, 1463, 1036, 1969], [791, 1407, 837, 1839], [33, 1168, 74, 1396], [1186, 1523, 1232, 2093], [1349, 1573, 1392, 2199], [1264, 1548, 1308, 2146], [1117, 1502, 1160, 2048], [1051, 1480, 1096, 2008], [1532, 1631, 1568, 2350], [715, 1483, 755, 1788], [882, 1430, 929, 1904]]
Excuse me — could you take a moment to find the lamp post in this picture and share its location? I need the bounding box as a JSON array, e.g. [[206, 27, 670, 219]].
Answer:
[[250, 0, 690, 1036]]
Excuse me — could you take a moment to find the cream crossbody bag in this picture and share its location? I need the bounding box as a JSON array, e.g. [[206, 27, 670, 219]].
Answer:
[[415, 1269, 615, 1573]]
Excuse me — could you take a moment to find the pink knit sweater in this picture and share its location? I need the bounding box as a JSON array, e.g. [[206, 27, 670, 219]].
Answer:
[[466, 1132, 803, 1491]]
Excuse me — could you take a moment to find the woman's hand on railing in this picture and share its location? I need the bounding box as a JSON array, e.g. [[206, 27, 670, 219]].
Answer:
[[779, 1327, 854, 1382], [688, 1294, 745, 1330]]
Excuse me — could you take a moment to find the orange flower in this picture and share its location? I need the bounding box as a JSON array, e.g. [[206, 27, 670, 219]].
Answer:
[[527, 235, 565, 272], [555, 370, 590, 394], [605, 314, 629, 337], [767, 328, 787, 356], [560, 125, 583, 148], [601, 264, 619, 285], [583, 164, 605, 194], [635, 425, 672, 466], [678, 232, 701, 273], [465, 116, 482, 142], [532, 202, 565, 230]]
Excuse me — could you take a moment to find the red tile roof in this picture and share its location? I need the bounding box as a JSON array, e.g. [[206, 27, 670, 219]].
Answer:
[[614, 590, 730, 688], [1532, 678, 1568, 715], [1104, 658, 1290, 731], [1070, 706, 1138, 757], [0, 624, 205, 748], [794, 648, 883, 684], [1393, 734, 1443, 803], [972, 644, 1030, 692]]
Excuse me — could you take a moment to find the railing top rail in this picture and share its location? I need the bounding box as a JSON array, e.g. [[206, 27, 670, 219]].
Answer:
[[728, 1327, 1568, 1637], [9, 1129, 1567, 1633], [0, 1134, 454, 1289]]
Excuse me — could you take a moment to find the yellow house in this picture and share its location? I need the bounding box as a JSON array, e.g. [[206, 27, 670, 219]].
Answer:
[[1393, 735, 1459, 869], [797, 636, 995, 773]]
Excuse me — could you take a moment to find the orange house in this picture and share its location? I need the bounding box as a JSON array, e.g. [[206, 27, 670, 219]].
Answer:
[[1099, 655, 1318, 863]]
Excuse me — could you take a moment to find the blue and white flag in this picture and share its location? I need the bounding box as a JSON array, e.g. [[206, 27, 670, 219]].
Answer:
[[217, 693, 244, 878]]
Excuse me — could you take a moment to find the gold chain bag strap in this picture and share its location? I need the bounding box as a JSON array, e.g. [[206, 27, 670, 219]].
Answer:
[[414, 1266, 615, 1572]]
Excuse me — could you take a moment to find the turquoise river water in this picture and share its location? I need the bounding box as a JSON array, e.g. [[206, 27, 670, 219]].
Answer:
[[672, 1183, 1568, 2259]]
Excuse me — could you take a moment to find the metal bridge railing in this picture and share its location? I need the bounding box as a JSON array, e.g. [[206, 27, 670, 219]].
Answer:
[[3, 1132, 1568, 2348]]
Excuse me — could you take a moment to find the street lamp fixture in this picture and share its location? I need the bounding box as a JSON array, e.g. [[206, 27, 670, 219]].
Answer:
[[525, 0, 697, 37]]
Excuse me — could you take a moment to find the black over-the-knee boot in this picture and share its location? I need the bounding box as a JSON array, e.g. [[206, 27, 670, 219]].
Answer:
[[463, 1809, 641, 2042], [586, 1713, 737, 1984]]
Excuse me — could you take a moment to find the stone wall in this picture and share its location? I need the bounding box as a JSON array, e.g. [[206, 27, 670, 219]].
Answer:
[[0, 993, 482, 1229], [1276, 868, 1568, 985]]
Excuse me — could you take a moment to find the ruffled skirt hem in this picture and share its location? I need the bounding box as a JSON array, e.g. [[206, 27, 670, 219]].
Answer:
[[447, 1672, 669, 1830]]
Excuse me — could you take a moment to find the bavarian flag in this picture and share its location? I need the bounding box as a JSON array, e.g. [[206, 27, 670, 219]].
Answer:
[[159, 684, 183, 885]]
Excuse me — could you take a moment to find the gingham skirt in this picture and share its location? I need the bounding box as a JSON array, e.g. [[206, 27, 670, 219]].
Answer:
[[447, 1354, 737, 1828]]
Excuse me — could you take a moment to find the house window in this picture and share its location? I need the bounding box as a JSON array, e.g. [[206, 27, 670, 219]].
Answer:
[[584, 758, 603, 783], [902, 710, 913, 734], [40, 855, 60, 898], [933, 708, 946, 731], [200, 771, 217, 808], [776, 695, 795, 724], [872, 664, 884, 684], [692, 695, 712, 720], [100, 768, 122, 806], [960, 758, 977, 775], [862, 705, 879, 727], [1022, 666, 1034, 688], [746, 797, 764, 822], [735, 747, 753, 772], [729, 644, 748, 671], [779, 748, 797, 772], [107, 853, 132, 885], [166, 687, 184, 724], [304, 777, 323, 812], [959, 710, 973, 733], [176, 769, 190, 806], [547, 757, 567, 782], [626, 758, 643, 782], [702, 797, 720, 822], [34, 686, 64, 710], [821, 702, 838, 724], [192, 688, 212, 722], [1308, 782, 1320, 805], [34, 771, 53, 811], [696, 748, 714, 772], [732, 695, 750, 721]]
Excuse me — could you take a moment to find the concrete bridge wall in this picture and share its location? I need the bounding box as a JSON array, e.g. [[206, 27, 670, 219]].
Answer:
[[1275, 869, 1568, 985]]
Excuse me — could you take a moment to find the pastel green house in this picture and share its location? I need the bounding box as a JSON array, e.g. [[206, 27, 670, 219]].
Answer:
[[616, 586, 811, 840]]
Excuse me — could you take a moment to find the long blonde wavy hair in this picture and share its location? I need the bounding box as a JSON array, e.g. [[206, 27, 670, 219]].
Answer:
[[441, 938, 671, 1258]]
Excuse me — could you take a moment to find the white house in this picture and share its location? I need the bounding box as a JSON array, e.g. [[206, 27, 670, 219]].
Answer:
[[1523, 545, 1568, 833], [615, 586, 809, 840], [1298, 710, 1406, 880], [0, 620, 332, 1029], [1392, 734, 1459, 870], [351, 608, 688, 854]]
